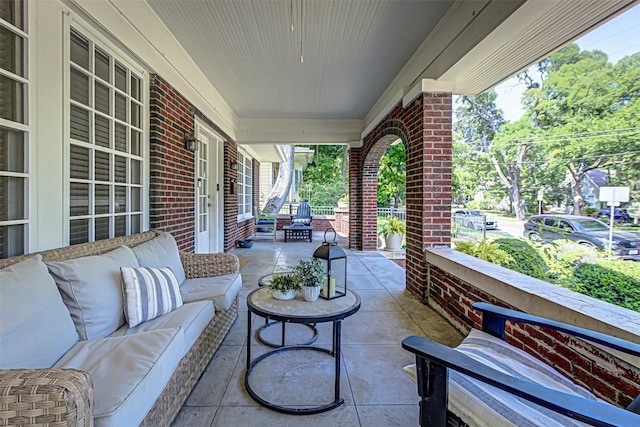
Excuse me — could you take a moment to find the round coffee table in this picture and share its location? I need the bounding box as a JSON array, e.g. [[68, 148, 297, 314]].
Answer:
[[257, 273, 319, 347], [245, 287, 361, 415]]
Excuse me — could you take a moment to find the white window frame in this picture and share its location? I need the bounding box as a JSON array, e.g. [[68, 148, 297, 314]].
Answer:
[[64, 18, 148, 245], [0, 0, 30, 257], [237, 149, 253, 221]]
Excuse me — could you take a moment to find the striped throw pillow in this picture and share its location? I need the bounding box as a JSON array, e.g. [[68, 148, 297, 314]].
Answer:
[[120, 266, 183, 327]]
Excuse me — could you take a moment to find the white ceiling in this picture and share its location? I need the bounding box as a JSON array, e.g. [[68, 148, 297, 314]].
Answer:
[[144, 0, 638, 153]]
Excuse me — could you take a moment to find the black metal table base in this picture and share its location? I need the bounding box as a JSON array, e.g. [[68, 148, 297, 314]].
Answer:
[[257, 319, 319, 348], [245, 346, 344, 415]]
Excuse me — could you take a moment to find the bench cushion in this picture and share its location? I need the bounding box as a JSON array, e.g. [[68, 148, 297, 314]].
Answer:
[[55, 328, 184, 427], [131, 232, 186, 285], [0, 255, 79, 369], [405, 329, 601, 427], [109, 300, 214, 358], [181, 273, 242, 310], [46, 246, 139, 340]]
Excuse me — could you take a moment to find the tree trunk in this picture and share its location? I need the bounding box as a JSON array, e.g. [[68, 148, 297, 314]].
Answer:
[[263, 145, 295, 213], [491, 144, 529, 220]]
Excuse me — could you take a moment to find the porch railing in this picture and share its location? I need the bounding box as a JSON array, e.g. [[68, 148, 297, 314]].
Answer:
[[277, 204, 407, 220]]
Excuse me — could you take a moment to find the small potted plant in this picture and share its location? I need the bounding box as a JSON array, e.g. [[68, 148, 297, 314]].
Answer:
[[337, 194, 349, 209], [293, 258, 324, 302], [379, 217, 406, 251], [268, 273, 300, 300]]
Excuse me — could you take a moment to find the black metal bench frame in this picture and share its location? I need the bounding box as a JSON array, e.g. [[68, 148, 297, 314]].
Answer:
[[402, 302, 640, 427]]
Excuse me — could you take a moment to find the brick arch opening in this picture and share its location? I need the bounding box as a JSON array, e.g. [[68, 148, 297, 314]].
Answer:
[[350, 93, 452, 298]]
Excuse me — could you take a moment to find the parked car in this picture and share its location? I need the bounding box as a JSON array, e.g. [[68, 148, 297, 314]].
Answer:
[[452, 209, 498, 230], [523, 214, 640, 260], [597, 208, 633, 223]]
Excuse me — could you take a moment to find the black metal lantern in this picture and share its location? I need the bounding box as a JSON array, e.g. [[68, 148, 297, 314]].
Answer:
[[313, 228, 347, 299]]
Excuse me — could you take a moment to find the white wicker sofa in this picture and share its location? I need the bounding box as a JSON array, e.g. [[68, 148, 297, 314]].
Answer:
[[0, 231, 241, 427]]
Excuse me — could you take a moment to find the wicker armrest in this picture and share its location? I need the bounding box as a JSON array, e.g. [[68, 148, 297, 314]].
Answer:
[[180, 252, 240, 279], [0, 369, 93, 427]]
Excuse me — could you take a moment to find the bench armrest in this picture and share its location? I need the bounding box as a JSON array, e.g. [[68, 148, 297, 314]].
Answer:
[[0, 369, 93, 427], [473, 302, 640, 356], [402, 336, 640, 427], [180, 252, 239, 278]]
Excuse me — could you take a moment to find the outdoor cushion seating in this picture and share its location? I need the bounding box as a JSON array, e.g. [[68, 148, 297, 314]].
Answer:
[[0, 230, 241, 427], [290, 201, 313, 226], [402, 302, 640, 427]]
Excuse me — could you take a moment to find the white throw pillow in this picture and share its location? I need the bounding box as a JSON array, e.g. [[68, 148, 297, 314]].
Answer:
[[121, 266, 183, 327]]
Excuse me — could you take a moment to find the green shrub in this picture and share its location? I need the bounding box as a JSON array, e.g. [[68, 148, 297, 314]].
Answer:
[[571, 261, 640, 312], [454, 239, 513, 265], [492, 238, 548, 280], [583, 207, 597, 216]]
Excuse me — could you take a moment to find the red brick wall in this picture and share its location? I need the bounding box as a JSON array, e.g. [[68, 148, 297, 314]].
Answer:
[[354, 93, 452, 298], [429, 264, 640, 408], [149, 74, 253, 252]]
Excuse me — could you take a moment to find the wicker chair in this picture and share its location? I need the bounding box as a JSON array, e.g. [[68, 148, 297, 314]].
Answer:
[[0, 231, 240, 427]]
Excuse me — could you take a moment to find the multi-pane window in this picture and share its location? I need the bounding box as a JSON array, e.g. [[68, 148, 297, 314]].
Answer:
[[237, 150, 252, 220], [68, 28, 144, 245], [0, 0, 28, 258]]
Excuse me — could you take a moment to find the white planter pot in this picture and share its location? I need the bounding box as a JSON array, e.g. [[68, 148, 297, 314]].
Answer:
[[272, 289, 296, 300], [302, 286, 321, 302], [337, 201, 349, 209], [385, 233, 403, 251]]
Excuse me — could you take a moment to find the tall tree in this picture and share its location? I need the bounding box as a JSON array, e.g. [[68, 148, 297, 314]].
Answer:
[[377, 142, 406, 207], [454, 91, 505, 153], [263, 145, 295, 213]]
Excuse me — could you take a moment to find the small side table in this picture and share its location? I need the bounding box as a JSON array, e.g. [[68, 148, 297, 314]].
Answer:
[[283, 225, 313, 242], [245, 288, 361, 414]]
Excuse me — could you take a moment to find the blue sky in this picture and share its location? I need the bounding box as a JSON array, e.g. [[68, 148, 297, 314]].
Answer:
[[494, 4, 640, 122]]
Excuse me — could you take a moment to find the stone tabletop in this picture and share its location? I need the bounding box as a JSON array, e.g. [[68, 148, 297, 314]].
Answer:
[[247, 287, 360, 321]]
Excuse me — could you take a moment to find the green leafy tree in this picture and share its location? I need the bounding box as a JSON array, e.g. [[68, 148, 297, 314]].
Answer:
[[377, 142, 406, 207]]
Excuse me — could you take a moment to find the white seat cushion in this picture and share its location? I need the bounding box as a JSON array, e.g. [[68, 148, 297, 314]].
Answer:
[[0, 255, 79, 369], [55, 328, 184, 427], [109, 301, 214, 357], [180, 273, 242, 310], [404, 329, 602, 427]]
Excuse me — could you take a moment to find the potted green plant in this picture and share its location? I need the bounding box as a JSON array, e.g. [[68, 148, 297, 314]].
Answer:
[[268, 273, 300, 300], [293, 258, 324, 302], [379, 217, 406, 251]]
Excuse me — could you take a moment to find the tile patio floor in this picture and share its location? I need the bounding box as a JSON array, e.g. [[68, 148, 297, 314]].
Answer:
[[172, 231, 463, 427]]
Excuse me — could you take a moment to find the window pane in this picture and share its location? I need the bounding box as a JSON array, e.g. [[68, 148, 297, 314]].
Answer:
[[95, 150, 110, 181], [69, 182, 89, 216], [114, 123, 126, 152], [70, 31, 89, 70], [114, 155, 126, 183], [0, 26, 24, 77], [131, 214, 141, 234], [70, 105, 90, 142], [114, 215, 126, 237], [70, 68, 89, 105], [95, 81, 110, 114], [70, 219, 89, 245], [115, 186, 126, 212], [130, 101, 140, 128], [0, 176, 25, 221], [0, 127, 26, 172], [131, 187, 141, 212], [0, 1, 24, 29], [95, 48, 110, 82], [0, 75, 24, 123], [131, 159, 141, 184], [114, 93, 126, 121], [131, 75, 140, 101], [95, 217, 109, 240], [0, 224, 25, 258], [131, 130, 141, 155], [115, 62, 127, 92], [95, 184, 110, 214], [95, 115, 110, 148], [69, 144, 89, 179]]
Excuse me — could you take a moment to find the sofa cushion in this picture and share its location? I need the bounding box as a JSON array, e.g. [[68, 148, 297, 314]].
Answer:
[[0, 255, 79, 369], [131, 232, 186, 285], [54, 328, 184, 427], [404, 329, 600, 427], [181, 273, 242, 310], [121, 266, 183, 327], [109, 300, 214, 357], [46, 245, 139, 340]]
